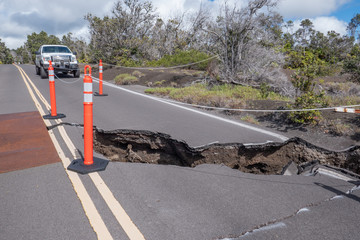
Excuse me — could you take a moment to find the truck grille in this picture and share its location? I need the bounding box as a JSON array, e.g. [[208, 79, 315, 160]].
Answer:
[[51, 55, 71, 68]]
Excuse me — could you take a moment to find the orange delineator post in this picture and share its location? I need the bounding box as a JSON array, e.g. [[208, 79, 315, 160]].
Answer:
[[83, 65, 94, 165], [94, 59, 108, 96], [67, 65, 109, 174], [43, 61, 66, 119], [49, 61, 57, 116], [99, 60, 103, 95]]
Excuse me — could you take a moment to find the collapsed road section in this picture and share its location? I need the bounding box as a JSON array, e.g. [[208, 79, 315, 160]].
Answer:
[[93, 129, 360, 175]]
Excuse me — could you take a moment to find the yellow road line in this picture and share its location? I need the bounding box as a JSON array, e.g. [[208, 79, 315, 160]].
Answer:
[[15, 64, 146, 240], [14, 64, 113, 240]]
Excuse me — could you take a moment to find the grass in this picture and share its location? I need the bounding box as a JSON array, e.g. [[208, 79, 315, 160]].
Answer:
[[240, 115, 260, 125], [324, 95, 360, 106], [114, 73, 139, 85], [132, 70, 145, 78], [145, 83, 289, 109]]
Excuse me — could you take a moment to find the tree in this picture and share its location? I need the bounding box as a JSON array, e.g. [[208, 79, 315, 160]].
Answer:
[[20, 31, 61, 63], [86, 0, 157, 63], [201, 0, 293, 95], [295, 19, 314, 52], [61, 33, 89, 63], [347, 13, 360, 39], [0, 38, 13, 64], [343, 44, 360, 82]]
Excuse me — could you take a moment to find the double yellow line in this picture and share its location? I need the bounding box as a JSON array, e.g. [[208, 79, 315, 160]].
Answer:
[[14, 64, 146, 240]]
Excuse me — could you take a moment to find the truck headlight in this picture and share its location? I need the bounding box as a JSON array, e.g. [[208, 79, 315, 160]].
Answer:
[[43, 56, 50, 62], [71, 56, 77, 62]]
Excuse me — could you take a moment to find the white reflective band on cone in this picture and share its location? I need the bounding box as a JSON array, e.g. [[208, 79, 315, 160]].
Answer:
[[99, 66, 103, 73], [84, 93, 93, 103], [49, 70, 54, 81], [84, 82, 92, 92]]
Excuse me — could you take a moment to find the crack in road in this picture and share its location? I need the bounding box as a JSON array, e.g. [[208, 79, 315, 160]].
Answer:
[[93, 128, 360, 175], [217, 184, 360, 240]]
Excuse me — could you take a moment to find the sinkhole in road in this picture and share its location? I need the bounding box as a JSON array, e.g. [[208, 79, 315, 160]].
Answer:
[[93, 129, 360, 175]]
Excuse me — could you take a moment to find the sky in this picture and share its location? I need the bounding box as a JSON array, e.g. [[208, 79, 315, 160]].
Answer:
[[0, 0, 359, 50]]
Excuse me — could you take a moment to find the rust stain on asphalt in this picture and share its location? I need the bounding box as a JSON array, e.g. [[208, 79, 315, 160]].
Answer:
[[0, 111, 60, 173]]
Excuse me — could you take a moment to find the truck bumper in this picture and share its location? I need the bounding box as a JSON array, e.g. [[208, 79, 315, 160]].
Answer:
[[43, 63, 79, 72]]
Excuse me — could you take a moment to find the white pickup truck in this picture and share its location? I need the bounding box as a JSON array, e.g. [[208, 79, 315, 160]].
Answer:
[[35, 45, 80, 79]]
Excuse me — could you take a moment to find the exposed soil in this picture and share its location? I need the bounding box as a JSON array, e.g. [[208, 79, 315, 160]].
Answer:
[[93, 129, 360, 175], [92, 64, 205, 88]]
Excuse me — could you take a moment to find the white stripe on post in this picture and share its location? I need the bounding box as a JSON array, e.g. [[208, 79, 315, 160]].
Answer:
[[84, 82, 93, 92], [49, 70, 54, 82], [84, 93, 93, 103]]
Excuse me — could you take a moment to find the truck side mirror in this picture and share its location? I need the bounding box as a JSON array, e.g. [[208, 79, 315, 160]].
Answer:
[[73, 51, 77, 55], [35, 51, 40, 55]]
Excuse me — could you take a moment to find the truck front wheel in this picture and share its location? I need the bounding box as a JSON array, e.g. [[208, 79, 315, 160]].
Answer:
[[40, 67, 48, 79], [35, 66, 40, 75], [73, 69, 80, 78]]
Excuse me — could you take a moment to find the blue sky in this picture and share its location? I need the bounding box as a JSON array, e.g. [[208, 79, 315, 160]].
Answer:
[[0, 0, 359, 49], [332, 0, 360, 22]]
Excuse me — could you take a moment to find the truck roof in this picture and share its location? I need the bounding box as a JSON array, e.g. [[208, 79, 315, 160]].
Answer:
[[41, 45, 69, 48]]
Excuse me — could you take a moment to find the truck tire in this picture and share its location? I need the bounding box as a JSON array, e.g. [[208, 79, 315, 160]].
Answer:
[[73, 69, 80, 78], [40, 67, 48, 79], [35, 66, 40, 75]]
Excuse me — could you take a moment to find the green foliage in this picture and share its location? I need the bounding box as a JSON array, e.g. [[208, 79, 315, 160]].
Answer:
[[288, 91, 325, 124], [132, 70, 145, 78], [260, 83, 270, 99], [147, 49, 211, 70], [25, 31, 61, 63], [114, 73, 139, 85], [285, 50, 327, 73], [287, 50, 329, 124], [154, 80, 166, 86], [343, 44, 360, 83], [0, 38, 13, 64]]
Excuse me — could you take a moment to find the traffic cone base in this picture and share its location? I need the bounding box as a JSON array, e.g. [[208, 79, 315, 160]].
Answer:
[[94, 92, 108, 96], [67, 157, 109, 174], [43, 113, 66, 119]]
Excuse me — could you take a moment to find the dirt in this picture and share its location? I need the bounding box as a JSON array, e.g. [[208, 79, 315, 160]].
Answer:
[[90, 66, 360, 175], [91, 64, 205, 88]]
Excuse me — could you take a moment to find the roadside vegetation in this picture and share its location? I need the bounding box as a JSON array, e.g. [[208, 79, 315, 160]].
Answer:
[[114, 73, 139, 85], [145, 84, 289, 109]]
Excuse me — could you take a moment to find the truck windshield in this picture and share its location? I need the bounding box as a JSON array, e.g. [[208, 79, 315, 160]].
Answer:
[[42, 46, 71, 53]]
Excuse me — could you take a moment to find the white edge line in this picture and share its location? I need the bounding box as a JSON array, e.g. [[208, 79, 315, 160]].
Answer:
[[97, 80, 289, 142]]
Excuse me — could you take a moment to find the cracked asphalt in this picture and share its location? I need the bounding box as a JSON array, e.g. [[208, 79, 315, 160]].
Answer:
[[1, 64, 359, 240]]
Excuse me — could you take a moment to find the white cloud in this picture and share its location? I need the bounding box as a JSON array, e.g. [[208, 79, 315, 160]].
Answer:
[[292, 16, 348, 35], [0, 0, 352, 49], [0, 0, 114, 49], [277, 0, 351, 18]]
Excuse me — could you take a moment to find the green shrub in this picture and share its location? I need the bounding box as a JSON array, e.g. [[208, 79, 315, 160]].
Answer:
[[154, 80, 166, 86], [132, 70, 145, 78], [240, 115, 260, 125], [288, 91, 325, 124], [114, 74, 139, 85], [147, 49, 211, 70]]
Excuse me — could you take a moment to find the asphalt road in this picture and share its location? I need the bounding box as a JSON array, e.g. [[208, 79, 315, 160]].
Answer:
[[1, 64, 359, 240], [16, 64, 287, 147]]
